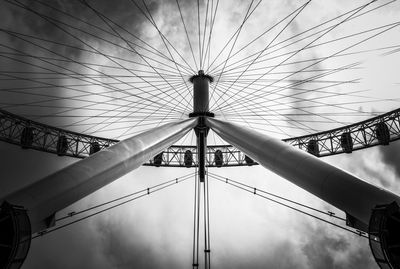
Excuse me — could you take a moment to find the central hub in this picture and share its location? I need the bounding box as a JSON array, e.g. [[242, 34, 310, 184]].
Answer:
[[189, 70, 214, 118], [189, 70, 214, 182]]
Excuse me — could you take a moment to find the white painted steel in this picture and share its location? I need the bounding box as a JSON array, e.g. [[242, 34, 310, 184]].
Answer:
[[207, 118, 400, 228], [2, 118, 197, 232]]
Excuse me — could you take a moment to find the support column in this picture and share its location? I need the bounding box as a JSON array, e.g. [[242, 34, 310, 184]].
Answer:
[[207, 117, 400, 268], [1, 118, 197, 233], [1, 118, 197, 268], [206, 118, 400, 226]]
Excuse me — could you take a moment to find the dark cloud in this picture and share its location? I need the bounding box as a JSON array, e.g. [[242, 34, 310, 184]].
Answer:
[[359, 161, 392, 188], [214, 240, 304, 269], [0, 0, 160, 57], [25, 227, 108, 269], [96, 218, 160, 269], [302, 226, 377, 269], [378, 141, 400, 180], [0, 0, 176, 123], [0, 141, 77, 196], [336, 141, 400, 189]]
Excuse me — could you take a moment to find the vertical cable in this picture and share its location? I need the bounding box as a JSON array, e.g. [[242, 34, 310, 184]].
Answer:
[[192, 167, 199, 268], [196, 166, 201, 268], [204, 166, 211, 268], [203, 169, 208, 268], [197, 0, 202, 69]]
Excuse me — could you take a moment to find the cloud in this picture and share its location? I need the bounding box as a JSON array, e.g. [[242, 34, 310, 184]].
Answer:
[[301, 225, 376, 269], [96, 218, 160, 269], [24, 220, 109, 269], [0, 0, 165, 56], [0, 0, 185, 128], [211, 240, 305, 269], [377, 141, 400, 180], [332, 142, 400, 191]]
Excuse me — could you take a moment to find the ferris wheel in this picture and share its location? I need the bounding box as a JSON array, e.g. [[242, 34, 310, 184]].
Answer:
[[1, 0, 400, 268]]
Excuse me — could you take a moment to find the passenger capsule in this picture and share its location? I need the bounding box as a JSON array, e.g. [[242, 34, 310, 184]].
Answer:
[[89, 141, 101, 155], [184, 150, 193, 167], [214, 150, 223, 167], [20, 127, 34, 149], [375, 122, 390, 145], [244, 155, 255, 166], [57, 135, 68, 156], [307, 139, 319, 156], [153, 152, 163, 167], [340, 132, 353, 153]]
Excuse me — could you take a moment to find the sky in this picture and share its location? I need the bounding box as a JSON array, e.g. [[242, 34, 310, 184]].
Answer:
[[1, 0, 400, 268]]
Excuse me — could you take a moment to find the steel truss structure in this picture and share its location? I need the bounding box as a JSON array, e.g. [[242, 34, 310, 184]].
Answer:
[[2, 107, 400, 167], [0, 108, 118, 157]]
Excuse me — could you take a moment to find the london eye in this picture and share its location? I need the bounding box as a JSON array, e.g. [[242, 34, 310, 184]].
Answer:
[[1, 0, 400, 268]]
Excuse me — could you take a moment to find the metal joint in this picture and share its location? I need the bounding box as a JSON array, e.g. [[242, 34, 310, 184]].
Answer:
[[194, 117, 210, 137], [195, 117, 208, 183], [189, 112, 215, 118], [189, 70, 214, 83]]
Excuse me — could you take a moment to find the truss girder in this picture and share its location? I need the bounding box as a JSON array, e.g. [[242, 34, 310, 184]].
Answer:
[[1, 108, 400, 167]]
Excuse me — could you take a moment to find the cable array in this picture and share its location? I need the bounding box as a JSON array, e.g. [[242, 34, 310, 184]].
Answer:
[[32, 173, 194, 240], [0, 0, 398, 140], [209, 172, 368, 238]]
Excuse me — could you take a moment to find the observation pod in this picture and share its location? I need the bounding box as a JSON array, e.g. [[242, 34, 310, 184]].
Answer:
[[89, 142, 101, 155], [307, 139, 319, 156], [153, 152, 164, 167], [244, 155, 255, 166], [340, 132, 353, 153], [0, 202, 31, 269], [206, 118, 400, 269], [56, 135, 68, 156], [20, 127, 34, 149], [214, 150, 223, 167], [184, 150, 193, 168], [376, 122, 390, 145]]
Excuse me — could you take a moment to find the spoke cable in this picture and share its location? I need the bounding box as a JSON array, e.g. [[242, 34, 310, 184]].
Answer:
[[210, 0, 312, 111], [32, 173, 194, 239], [209, 173, 368, 238]]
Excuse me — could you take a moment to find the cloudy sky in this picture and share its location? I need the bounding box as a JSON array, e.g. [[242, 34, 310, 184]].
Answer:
[[1, 0, 400, 268]]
